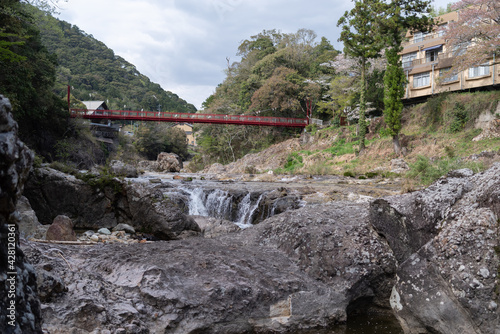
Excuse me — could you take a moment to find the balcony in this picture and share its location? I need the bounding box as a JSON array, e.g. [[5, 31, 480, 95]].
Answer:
[[402, 51, 457, 70], [402, 31, 446, 48]]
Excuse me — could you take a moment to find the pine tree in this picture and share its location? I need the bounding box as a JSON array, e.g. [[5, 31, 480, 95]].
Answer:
[[337, 0, 383, 152], [380, 0, 434, 155]]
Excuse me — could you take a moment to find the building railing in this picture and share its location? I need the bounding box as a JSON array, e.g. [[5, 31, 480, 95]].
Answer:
[[403, 51, 457, 69], [402, 31, 446, 48]]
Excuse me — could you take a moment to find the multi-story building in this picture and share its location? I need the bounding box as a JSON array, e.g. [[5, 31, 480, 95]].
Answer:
[[401, 11, 499, 102]]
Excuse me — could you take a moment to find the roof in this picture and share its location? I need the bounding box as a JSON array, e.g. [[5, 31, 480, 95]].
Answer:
[[81, 101, 108, 110]]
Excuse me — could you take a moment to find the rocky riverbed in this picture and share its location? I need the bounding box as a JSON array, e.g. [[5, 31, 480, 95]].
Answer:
[[7, 161, 497, 334]]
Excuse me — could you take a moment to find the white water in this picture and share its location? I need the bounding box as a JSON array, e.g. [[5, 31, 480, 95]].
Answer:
[[181, 187, 268, 228]]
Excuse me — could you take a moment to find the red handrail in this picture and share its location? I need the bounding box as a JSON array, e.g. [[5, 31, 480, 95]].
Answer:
[[70, 109, 308, 127]]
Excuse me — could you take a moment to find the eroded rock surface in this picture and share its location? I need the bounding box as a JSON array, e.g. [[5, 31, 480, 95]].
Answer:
[[0, 95, 41, 334], [374, 165, 500, 334], [25, 201, 397, 334], [24, 168, 200, 240]]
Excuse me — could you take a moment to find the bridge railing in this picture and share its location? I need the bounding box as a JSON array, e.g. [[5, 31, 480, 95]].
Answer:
[[70, 109, 308, 127]]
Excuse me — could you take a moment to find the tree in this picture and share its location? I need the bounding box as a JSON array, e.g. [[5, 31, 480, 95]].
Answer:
[[338, 0, 383, 152], [250, 66, 321, 118], [443, 0, 500, 72], [380, 0, 434, 155]]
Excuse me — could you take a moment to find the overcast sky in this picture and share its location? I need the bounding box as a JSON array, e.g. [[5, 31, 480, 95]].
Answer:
[[56, 0, 452, 109]]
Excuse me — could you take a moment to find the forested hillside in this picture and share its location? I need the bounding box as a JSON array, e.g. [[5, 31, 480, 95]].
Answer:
[[28, 6, 196, 113], [195, 29, 347, 165]]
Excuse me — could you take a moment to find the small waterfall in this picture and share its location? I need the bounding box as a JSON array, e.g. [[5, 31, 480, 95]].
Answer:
[[205, 189, 233, 220], [182, 187, 234, 220], [235, 193, 265, 228], [180, 186, 271, 228]]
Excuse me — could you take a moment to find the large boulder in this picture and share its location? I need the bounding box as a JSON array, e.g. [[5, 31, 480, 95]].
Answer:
[[0, 95, 42, 333], [156, 152, 183, 172], [45, 215, 77, 242], [24, 168, 200, 240], [23, 201, 398, 333], [24, 167, 120, 228], [124, 183, 200, 239], [109, 160, 138, 178], [372, 165, 500, 334]]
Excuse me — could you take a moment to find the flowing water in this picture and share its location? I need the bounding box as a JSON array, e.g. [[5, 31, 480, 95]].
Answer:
[[133, 172, 405, 333]]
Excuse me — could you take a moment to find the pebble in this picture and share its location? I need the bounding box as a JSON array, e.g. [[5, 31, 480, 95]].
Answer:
[[97, 228, 111, 235], [79, 229, 147, 245]]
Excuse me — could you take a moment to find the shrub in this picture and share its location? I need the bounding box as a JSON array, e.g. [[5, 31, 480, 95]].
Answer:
[[306, 161, 334, 175], [343, 171, 355, 178], [283, 152, 304, 173]]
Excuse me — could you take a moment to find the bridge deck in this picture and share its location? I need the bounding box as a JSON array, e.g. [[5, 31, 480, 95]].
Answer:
[[70, 109, 308, 127]]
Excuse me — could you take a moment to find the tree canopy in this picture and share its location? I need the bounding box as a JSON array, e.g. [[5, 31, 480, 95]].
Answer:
[[444, 0, 500, 71]]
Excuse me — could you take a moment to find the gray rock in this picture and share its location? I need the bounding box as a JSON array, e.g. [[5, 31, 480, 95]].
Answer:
[[24, 201, 397, 333], [109, 160, 138, 178], [112, 223, 135, 234], [390, 158, 409, 173], [377, 163, 500, 334], [16, 196, 46, 239], [156, 152, 183, 172], [0, 95, 42, 333], [25, 168, 200, 240], [97, 228, 111, 235], [192, 215, 240, 238], [46, 215, 77, 241]]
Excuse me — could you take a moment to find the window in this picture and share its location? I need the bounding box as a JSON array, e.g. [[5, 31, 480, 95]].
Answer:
[[425, 46, 443, 63], [413, 72, 430, 88], [402, 52, 417, 68], [413, 31, 430, 43], [468, 63, 490, 78], [440, 67, 458, 83]]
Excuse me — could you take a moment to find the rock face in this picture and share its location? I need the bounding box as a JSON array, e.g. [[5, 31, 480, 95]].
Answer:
[[23, 164, 500, 334], [24, 168, 200, 240], [157, 152, 183, 172], [371, 165, 500, 334], [45, 215, 77, 242], [109, 160, 138, 178], [24, 201, 397, 334], [0, 95, 42, 334]]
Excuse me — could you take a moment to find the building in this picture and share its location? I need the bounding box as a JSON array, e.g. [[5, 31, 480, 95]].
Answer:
[[401, 11, 499, 102], [81, 101, 109, 111], [174, 123, 196, 146]]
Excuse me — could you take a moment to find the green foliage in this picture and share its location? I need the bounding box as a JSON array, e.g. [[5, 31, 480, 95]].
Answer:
[[448, 103, 469, 133], [365, 172, 379, 178], [337, 0, 384, 150], [282, 152, 304, 173], [406, 155, 484, 186], [325, 139, 357, 156], [27, 6, 196, 113], [343, 171, 356, 178], [305, 124, 318, 134], [383, 47, 405, 137], [134, 123, 188, 160], [197, 28, 339, 166], [0, 1, 69, 159]]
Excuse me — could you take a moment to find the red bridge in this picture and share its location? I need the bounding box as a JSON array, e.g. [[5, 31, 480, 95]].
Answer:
[[70, 109, 309, 127]]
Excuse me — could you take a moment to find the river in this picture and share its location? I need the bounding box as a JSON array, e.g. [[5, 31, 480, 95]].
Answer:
[[130, 171, 405, 333]]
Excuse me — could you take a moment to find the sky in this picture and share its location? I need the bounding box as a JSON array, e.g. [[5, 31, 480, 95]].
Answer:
[[56, 0, 452, 110]]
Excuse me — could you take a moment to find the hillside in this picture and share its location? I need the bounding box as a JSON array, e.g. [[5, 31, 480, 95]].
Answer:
[[28, 6, 196, 113], [197, 91, 500, 188]]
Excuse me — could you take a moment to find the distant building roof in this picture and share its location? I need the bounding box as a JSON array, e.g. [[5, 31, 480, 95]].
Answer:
[[82, 101, 108, 110]]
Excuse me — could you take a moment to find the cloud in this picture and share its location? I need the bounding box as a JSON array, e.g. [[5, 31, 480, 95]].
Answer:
[[57, 0, 452, 109]]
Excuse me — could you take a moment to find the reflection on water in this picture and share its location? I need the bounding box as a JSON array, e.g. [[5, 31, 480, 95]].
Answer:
[[294, 312, 404, 334], [345, 312, 403, 334]]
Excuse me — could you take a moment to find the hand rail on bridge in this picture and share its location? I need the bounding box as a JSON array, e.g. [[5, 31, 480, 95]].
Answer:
[[69, 109, 309, 127]]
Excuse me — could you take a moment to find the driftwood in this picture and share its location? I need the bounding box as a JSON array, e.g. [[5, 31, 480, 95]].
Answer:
[[28, 238, 97, 246]]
